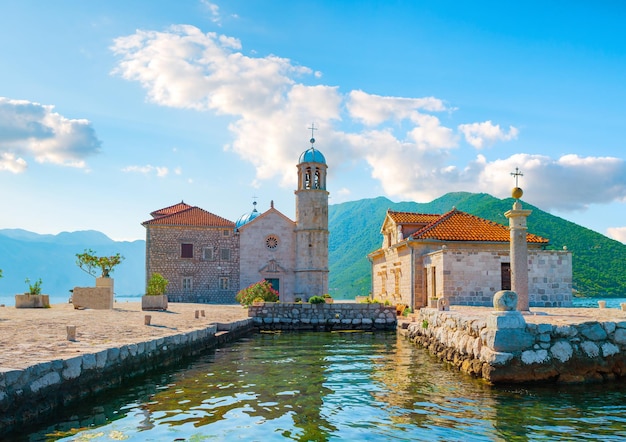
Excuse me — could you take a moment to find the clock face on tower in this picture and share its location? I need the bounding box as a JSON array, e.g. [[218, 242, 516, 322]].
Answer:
[[266, 235, 279, 249]]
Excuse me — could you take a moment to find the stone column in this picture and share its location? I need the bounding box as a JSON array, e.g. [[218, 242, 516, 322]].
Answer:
[[504, 201, 532, 311]]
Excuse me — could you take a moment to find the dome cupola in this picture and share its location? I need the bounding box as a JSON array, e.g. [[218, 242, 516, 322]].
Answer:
[[235, 201, 260, 229]]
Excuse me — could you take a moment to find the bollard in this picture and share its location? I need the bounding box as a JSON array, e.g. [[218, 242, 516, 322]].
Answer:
[[144, 315, 151, 325], [66, 325, 77, 341], [598, 301, 607, 309], [195, 310, 200, 319], [201, 310, 205, 317]]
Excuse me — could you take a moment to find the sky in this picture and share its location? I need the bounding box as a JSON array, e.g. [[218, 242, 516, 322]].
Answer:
[[1, 1, 625, 243]]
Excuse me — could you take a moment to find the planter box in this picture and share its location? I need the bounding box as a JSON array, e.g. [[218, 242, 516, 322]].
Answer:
[[15, 294, 50, 308], [142, 295, 168, 311], [324, 298, 334, 304]]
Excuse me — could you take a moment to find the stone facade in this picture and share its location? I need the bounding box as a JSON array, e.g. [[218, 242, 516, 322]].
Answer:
[[369, 209, 573, 310], [145, 225, 240, 303], [239, 207, 297, 302]]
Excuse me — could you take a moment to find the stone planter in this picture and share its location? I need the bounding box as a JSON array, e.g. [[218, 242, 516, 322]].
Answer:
[[142, 295, 168, 311], [15, 294, 50, 308], [324, 297, 334, 304]]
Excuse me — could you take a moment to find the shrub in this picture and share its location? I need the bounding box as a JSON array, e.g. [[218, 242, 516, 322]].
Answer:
[[309, 295, 325, 304], [402, 307, 412, 316], [322, 293, 332, 298], [236, 280, 279, 306], [146, 273, 169, 296], [25, 277, 42, 295]]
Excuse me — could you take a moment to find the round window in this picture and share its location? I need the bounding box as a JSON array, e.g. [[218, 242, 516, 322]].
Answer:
[[266, 235, 279, 249]]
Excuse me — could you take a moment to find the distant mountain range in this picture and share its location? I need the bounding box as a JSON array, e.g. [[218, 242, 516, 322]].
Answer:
[[1, 192, 625, 299], [0, 229, 145, 297]]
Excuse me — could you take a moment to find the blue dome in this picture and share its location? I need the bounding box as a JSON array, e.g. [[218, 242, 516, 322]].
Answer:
[[235, 205, 260, 229], [298, 147, 326, 164]]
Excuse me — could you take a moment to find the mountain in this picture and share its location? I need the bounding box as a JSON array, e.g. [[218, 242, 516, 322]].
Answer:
[[0, 230, 145, 297], [327, 192, 626, 299]]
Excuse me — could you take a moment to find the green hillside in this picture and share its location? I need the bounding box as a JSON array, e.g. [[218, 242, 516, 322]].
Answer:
[[328, 192, 626, 299]]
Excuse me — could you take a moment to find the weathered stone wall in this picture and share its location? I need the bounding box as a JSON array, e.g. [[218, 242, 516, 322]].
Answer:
[[248, 302, 397, 331], [401, 308, 626, 383], [0, 319, 253, 433], [146, 225, 240, 303], [238, 209, 297, 301]]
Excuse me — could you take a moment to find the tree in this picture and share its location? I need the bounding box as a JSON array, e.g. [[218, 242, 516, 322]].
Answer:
[[76, 249, 125, 278]]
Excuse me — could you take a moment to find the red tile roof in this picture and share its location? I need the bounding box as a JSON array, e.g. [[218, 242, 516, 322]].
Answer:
[[143, 206, 234, 228], [387, 210, 441, 224], [409, 209, 548, 244], [150, 201, 193, 218]]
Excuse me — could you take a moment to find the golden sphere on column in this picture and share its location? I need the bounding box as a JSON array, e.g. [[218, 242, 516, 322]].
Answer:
[[512, 187, 523, 199]]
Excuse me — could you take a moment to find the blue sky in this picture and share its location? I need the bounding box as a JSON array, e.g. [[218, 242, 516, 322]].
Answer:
[[1, 1, 625, 242]]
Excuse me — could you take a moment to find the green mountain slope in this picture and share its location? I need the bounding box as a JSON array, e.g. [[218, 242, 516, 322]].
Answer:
[[328, 192, 626, 299]]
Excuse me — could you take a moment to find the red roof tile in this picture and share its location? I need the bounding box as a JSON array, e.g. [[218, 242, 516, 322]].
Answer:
[[387, 210, 441, 224], [150, 201, 193, 218], [143, 206, 234, 228], [410, 209, 548, 244]]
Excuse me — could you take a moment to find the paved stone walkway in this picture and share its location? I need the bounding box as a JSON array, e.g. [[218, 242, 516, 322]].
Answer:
[[0, 302, 249, 370]]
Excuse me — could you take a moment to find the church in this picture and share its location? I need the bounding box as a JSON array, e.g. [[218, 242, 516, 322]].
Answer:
[[368, 205, 573, 309], [142, 137, 329, 303]]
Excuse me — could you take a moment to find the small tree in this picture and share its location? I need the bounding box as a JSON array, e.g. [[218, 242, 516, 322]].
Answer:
[[235, 280, 279, 306], [76, 249, 125, 278], [146, 272, 169, 296]]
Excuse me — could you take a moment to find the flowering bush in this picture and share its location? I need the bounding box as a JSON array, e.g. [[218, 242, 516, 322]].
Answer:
[[236, 280, 279, 306]]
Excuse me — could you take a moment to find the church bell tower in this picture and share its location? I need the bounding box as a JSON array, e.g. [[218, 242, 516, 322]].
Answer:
[[294, 128, 329, 300]]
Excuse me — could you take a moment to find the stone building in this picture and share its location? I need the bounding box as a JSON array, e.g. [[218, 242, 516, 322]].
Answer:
[[142, 139, 329, 303], [368, 208, 573, 309]]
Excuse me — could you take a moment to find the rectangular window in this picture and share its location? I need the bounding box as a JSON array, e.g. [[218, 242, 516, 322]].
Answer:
[[219, 277, 229, 290], [181, 243, 193, 258], [202, 247, 213, 261], [222, 229, 230, 237], [182, 277, 193, 291], [220, 248, 231, 261]]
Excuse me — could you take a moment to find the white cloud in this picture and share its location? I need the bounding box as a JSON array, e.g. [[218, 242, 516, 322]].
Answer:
[[122, 165, 169, 177], [458, 120, 519, 149], [201, 1, 221, 24], [111, 25, 626, 214], [607, 227, 626, 244], [0, 152, 27, 173], [0, 97, 101, 172]]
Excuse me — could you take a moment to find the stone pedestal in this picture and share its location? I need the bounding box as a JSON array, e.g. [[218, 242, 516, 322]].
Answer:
[[73, 277, 114, 310]]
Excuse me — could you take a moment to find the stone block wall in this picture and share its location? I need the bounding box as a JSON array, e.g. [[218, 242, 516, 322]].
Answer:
[[402, 308, 626, 383], [0, 319, 254, 433], [146, 225, 240, 304], [248, 302, 397, 331]]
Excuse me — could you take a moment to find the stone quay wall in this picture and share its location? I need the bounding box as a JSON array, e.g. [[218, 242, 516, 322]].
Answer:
[[0, 319, 254, 433], [248, 302, 397, 331], [401, 308, 626, 384]]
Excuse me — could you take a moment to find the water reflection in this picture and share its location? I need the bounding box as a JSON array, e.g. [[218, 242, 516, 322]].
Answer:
[[10, 331, 626, 441]]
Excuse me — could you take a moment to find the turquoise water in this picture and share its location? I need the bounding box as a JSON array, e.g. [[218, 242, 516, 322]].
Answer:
[[11, 331, 626, 441]]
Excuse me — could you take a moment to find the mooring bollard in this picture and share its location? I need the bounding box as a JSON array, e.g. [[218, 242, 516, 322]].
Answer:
[[201, 310, 205, 317], [598, 301, 607, 309], [144, 315, 151, 325], [195, 310, 200, 319], [66, 325, 77, 341]]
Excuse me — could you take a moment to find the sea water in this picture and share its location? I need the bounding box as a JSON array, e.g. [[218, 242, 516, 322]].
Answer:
[[10, 331, 626, 441]]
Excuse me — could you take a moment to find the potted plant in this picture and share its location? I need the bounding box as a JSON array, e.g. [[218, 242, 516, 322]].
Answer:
[[322, 293, 333, 304], [75, 249, 125, 278], [15, 277, 50, 308], [142, 272, 169, 311], [73, 249, 124, 309], [309, 295, 326, 304]]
